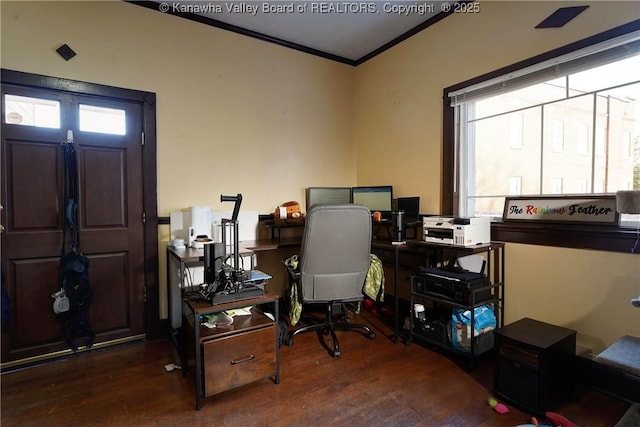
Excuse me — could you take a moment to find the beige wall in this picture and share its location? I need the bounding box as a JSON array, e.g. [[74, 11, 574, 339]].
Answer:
[[355, 1, 640, 351], [0, 0, 356, 215], [1, 0, 355, 318], [2, 0, 638, 351]]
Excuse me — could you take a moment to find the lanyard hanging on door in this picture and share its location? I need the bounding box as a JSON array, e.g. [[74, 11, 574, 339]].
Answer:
[[61, 130, 80, 254]]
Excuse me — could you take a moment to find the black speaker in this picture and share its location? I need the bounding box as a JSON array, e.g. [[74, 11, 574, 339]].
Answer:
[[204, 242, 225, 284]]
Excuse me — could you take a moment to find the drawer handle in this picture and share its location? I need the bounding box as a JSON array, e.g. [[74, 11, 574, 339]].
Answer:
[[230, 354, 255, 365]]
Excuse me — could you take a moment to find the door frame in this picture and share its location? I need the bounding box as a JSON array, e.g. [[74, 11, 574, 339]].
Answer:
[[1, 68, 160, 340]]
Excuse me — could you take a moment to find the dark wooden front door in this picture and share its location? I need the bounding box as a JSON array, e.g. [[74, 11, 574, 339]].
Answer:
[[1, 84, 147, 365]]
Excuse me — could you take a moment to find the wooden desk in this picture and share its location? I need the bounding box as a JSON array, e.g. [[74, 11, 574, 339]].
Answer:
[[241, 238, 302, 252], [167, 236, 505, 351]]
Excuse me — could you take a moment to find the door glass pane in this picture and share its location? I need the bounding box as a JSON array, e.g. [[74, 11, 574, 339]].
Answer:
[[79, 104, 126, 135], [4, 94, 61, 128]]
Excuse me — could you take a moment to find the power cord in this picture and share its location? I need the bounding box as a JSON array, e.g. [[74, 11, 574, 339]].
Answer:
[[183, 264, 194, 290], [631, 224, 639, 254]]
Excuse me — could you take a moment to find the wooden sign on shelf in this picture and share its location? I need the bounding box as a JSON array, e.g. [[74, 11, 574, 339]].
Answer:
[[503, 195, 619, 225]]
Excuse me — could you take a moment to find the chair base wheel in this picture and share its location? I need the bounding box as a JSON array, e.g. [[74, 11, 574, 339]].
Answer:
[[284, 305, 377, 356]]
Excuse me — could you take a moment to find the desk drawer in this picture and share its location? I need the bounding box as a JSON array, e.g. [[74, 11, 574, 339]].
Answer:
[[203, 325, 275, 397]]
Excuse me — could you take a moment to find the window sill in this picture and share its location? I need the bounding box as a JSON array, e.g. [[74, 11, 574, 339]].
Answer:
[[491, 221, 639, 254]]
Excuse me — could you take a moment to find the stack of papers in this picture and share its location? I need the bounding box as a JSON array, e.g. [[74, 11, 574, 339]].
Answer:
[[202, 313, 234, 329], [225, 307, 253, 317]]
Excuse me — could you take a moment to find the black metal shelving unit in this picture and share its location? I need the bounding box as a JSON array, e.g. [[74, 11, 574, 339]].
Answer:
[[405, 243, 505, 370]]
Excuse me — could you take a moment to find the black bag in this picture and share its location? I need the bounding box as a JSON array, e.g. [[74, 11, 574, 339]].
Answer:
[[60, 251, 92, 310], [55, 250, 94, 352]]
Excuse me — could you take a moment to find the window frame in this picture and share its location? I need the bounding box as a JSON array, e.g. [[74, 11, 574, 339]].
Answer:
[[442, 21, 640, 254]]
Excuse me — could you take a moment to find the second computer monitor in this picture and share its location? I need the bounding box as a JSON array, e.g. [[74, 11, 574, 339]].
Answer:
[[306, 187, 352, 209], [352, 185, 393, 212]]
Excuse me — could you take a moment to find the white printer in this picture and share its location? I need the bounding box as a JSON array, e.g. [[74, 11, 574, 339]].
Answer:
[[422, 216, 491, 246]]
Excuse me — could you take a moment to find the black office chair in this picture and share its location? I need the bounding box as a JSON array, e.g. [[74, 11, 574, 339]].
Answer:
[[285, 204, 376, 357]]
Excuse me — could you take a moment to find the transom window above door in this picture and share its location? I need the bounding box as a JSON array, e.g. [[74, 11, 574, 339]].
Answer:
[[79, 104, 126, 135], [3, 94, 127, 136], [4, 94, 60, 129]]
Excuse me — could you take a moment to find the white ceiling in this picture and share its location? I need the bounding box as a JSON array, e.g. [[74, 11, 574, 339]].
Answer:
[[142, 1, 453, 64]]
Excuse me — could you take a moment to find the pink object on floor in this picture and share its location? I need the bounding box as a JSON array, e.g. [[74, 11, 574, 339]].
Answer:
[[494, 402, 509, 414]]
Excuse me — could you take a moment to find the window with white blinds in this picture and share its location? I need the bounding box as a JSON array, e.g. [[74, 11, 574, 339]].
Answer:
[[449, 32, 640, 223]]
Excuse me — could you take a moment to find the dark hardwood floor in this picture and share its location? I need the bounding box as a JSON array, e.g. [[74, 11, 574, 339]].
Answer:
[[1, 310, 630, 427]]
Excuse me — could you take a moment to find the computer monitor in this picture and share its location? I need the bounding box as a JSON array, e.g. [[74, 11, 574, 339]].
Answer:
[[352, 186, 393, 212], [306, 187, 352, 210]]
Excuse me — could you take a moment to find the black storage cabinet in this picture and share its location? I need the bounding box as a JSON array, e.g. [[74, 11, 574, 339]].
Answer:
[[493, 317, 576, 416]]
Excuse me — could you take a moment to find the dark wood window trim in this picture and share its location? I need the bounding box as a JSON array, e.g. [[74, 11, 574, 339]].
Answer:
[[442, 20, 640, 254], [491, 221, 640, 254], [1, 69, 162, 336]]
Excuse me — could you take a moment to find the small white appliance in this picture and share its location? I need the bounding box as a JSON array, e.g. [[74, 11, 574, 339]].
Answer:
[[188, 206, 212, 248]]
